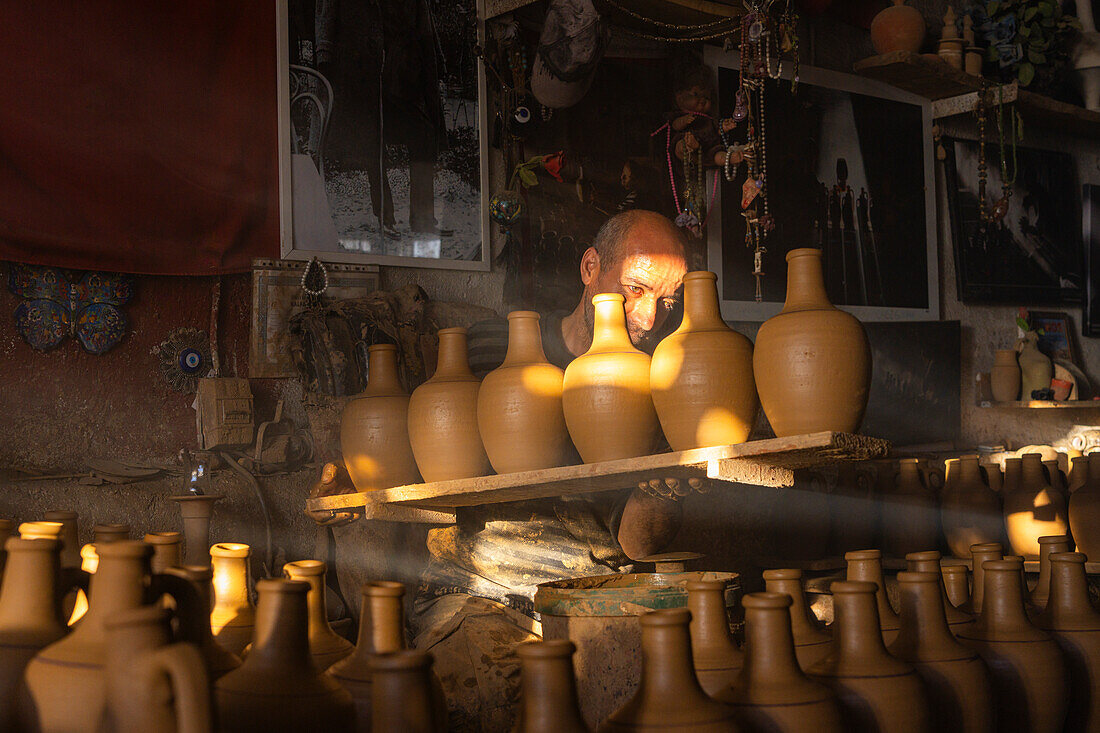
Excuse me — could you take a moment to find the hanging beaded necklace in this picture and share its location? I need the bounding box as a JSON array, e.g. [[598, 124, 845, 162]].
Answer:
[[974, 84, 1021, 225]]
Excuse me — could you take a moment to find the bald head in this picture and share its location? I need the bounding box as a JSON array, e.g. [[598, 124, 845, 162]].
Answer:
[[592, 210, 688, 273]]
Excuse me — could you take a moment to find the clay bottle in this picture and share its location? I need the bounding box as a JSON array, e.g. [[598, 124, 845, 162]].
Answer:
[[941, 455, 1003, 558], [93, 523, 130, 543], [1067, 455, 1088, 494], [959, 542, 1003, 616], [990, 348, 1021, 402], [101, 605, 211, 733], [599, 609, 738, 732], [882, 459, 939, 557], [762, 569, 833, 670], [870, 0, 926, 53], [1043, 459, 1068, 504], [210, 542, 256, 657], [843, 550, 900, 645], [514, 640, 589, 733], [19, 521, 63, 543], [956, 558, 1068, 733], [806, 581, 931, 733], [282, 560, 354, 670], [1018, 331, 1052, 399], [717, 593, 843, 733], [982, 460, 1003, 493], [1004, 453, 1069, 559], [43, 510, 80, 569], [214, 579, 355, 732], [1035, 552, 1100, 732], [162, 565, 242, 680], [904, 551, 973, 631], [563, 293, 660, 463], [370, 650, 444, 733], [408, 328, 492, 481], [752, 248, 871, 437], [650, 271, 757, 450], [477, 311, 572, 473], [1029, 535, 1072, 613], [144, 531, 183, 574], [1068, 454, 1100, 559], [888, 571, 994, 733], [941, 564, 972, 610], [170, 494, 222, 568], [340, 343, 422, 492], [686, 580, 743, 696]]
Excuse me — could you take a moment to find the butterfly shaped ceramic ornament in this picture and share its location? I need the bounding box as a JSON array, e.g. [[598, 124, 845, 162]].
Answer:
[[8, 264, 134, 354]]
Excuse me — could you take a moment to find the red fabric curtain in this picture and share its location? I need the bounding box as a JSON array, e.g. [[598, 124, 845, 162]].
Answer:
[[0, 2, 280, 275]]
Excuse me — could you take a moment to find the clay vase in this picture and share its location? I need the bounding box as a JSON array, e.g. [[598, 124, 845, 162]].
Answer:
[[956, 557, 1068, 733], [843, 550, 901, 645], [941, 455, 1003, 558], [1035, 552, 1100, 733], [282, 560, 354, 670], [1069, 454, 1100, 559], [807, 580, 930, 732], [0, 538, 67, 731], [514, 640, 589, 733], [101, 605, 211, 733], [762, 569, 833, 670], [145, 531, 183, 574], [1068, 455, 1088, 494], [717, 593, 843, 733], [370, 650, 443, 733], [563, 293, 660, 463], [1018, 331, 1052, 400], [171, 495, 222, 568], [598, 608, 738, 732], [870, 0, 926, 53], [210, 542, 256, 657], [959, 542, 1004, 616], [408, 327, 492, 481], [1029, 535, 1073, 614], [341, 343, 422, 491], [650, 271, 757, 450], [888, 571, 994, 733], [990, 349, 1022, 402], [477, 311, 572, 473], [19, 521, 63, 543], [1004, 453, 1069, 559], [93, 523, 130, 543], [43, 510, 80, 569], [941, 564, 971, 610], [982, 460, 1004, 494], [753, 248, 871, 437], [162, 565, 242, 680], [215, 579, 354, 732], [1043, 460, 1068, 505], [904, 551, 974, 632], [882, 459, 939, 558], [687, 580, 743, 696]]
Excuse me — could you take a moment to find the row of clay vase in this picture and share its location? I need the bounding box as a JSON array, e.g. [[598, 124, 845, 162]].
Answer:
[[990, 332, 1054, 402]]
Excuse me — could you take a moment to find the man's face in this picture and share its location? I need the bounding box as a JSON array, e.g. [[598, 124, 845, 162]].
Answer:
[[675, 85, 713, 115]]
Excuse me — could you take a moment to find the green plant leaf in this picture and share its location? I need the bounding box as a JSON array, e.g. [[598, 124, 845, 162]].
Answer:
[[518, 168, 538, 187], [526, 155, 543, 166], [1018, 61, 1036, 85], [1016, 316, 1030, 331], [1028, 50, 1046, 64]]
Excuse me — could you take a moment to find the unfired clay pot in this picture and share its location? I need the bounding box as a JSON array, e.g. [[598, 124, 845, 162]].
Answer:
[[843, 550, 900, 645], [514, 640, 588, 733], [171, 495, 221, 568], [941, 455, 1003, 559], [341, 343, 422, 492], [762, 569, 833, 670], [18, 521, 63, 543], [1068, 455, 1088, 494], [163, 565, 242, 680], [144, 531, 183, 574], [43, 510, 80, 569], [870, 0, 926, 54], [941, 564, 971, 610], [904, 551, 973, 632], [990, 349, 1021, 402], [210, 542, 256, 657], [408, 327, 492, 482], [93, 523, 130, 544], [686, 579, 743, 696], [563, 294, 660, 463], [370, 650, 443, 733], [650, 271, 757, 450], [882, 458, 938, 558], [753, 248, 871, 437], [959, 542, 1003, 616], [1029, 535, 1073, 614], [282, 560, 354, 670], [1018, 331, 1052, 400], [1043, 459, 1068, 504], [1004, 453, 1069, 559], [477, 311, 572, 473], [1069, 454, 1100, 559]]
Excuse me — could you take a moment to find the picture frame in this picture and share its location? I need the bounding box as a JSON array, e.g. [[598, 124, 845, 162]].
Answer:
[[1027, 310, 1078, 365], [1084, 184, 1100, 336]]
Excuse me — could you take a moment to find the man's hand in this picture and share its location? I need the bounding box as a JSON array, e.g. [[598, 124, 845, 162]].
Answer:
[[306, 462, 362, 528], [636, 476, 711, 501]]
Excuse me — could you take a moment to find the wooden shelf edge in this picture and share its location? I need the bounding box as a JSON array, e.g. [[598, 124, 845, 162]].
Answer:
[[978, 400, 1100, 409]]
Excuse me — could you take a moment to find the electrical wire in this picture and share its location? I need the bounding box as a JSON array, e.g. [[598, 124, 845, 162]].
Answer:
[[219, 451, 275, 577]]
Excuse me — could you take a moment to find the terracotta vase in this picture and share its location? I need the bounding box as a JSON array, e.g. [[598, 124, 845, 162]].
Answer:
[[990, 349, 1022, 402], [882, 459, 939, 558], [370, 650, 444, 733], [1018, 332, 1052, 400], [650, 271, 757, 450], [341, 343, 422, 491], [956, 557, 1068, 733], [717, 593, 843, 732], [145, 531, 183, 574], [171, 495, 222, 568], [514, 640, 589, 733], [982, 460, 1004, 494], [888, 571, 994, 733], [1069, 454, 1100, 559], [870, 0, 926, 53], [843, 550, 900, 645], [215, 579, 355, 732], [941, 455, 1003, 558], [408, 328, 492, 482], [94, 523, 130, 544], [43, 510, 80, 569], [1029, 535, 1073, 614], [563, 294, 660, 463], [807, 580, 930, 732], [753, 248, 871, 437], [959, 542, 1003, 616], [162, 565, 242, 680], [1035, 552, 1100, 733], [282, 560, 354, 670], [210, 542, 256, 657], [599, 609, 738, 732], [762, 569, 833, 670], [1004, 453, 1069, 559], [1043, 459, 1068, 503], [1067, 455, 1088, 494], [477, 311, 572, 473], [941, 564, 971, 610], [686, 579, 743, 696], [102, 605, 211, 733], [904, 551, 974, 632]]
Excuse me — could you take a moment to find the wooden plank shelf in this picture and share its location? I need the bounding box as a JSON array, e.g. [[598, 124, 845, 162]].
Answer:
[[307, 431, 890, 518], [978, 400, 1100, 409]]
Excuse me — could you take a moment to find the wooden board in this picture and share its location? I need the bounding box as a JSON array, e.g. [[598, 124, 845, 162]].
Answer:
[[978, 400, 1100, 409]]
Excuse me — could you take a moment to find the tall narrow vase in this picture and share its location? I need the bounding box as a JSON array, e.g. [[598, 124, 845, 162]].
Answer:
[[960, 542, 1003, 615], [762, 569, 833, 670], [210, 542, 256, 657], [370, 650, 444, 733], [282, 560, 353, 670], [843, 550, 900, 645], [171, 494, 222, 568], [514, 640, 589, 733], [1029, 535, 1073, 613], [686, 580, 743, 696], [904, 551, 973, 632], [43, 510, 80, 569], [144, 531, 183, 574]]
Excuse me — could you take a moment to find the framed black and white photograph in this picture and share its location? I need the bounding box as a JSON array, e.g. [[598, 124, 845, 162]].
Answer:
[[1083, 184, 1100, 336], [277, 0, 490, 269]]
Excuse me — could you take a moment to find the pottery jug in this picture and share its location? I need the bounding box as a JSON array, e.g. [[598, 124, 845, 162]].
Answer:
[[941, 455, 1003, 558], [162, 565, 241, 680], [1035, 552, 1100, 733], [371, 650, 444, 733], [843, 550, 901, 645], [408, 327, 492, 482], [145, 531, 183, 574], [807, 581, 930, 733], [101, 605, 211, 733], [717, 593, 843, 733], [889, 571, 993, 733], [1004, 453, 1069, 559], [341, 343, 422, 492], [870, 0, 926, 53], [753, 248, 871, 437], [599, 609, 738, 732], [563, 293, 660, 463], [478, 310, 572, 473], [171, 494, 222, 568], [982, 459, 1004, 493], [514, 640, 589, 733], [210, 542, 256, 657], [990, 349, 1021, 402], [650, 271, 757, 450], [214, 579, 355, 732], [93, 523, 130, 544], [959, 542, 1003, 615], [1043, 459, 1068, 504], [762, 569, 833, 670], [1069, 454, 1100, 559], [904, 551, 974, 631], [941, 564, 971, 610], [43, 510, 80, 569], [282, 559, 354, 670], [1029, 535, 1073, 613], [1068, 455, 1088, 494], [882, 459, 939, 557], [687, 579, 743, 696], [1018, 332, 1052, 400]]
